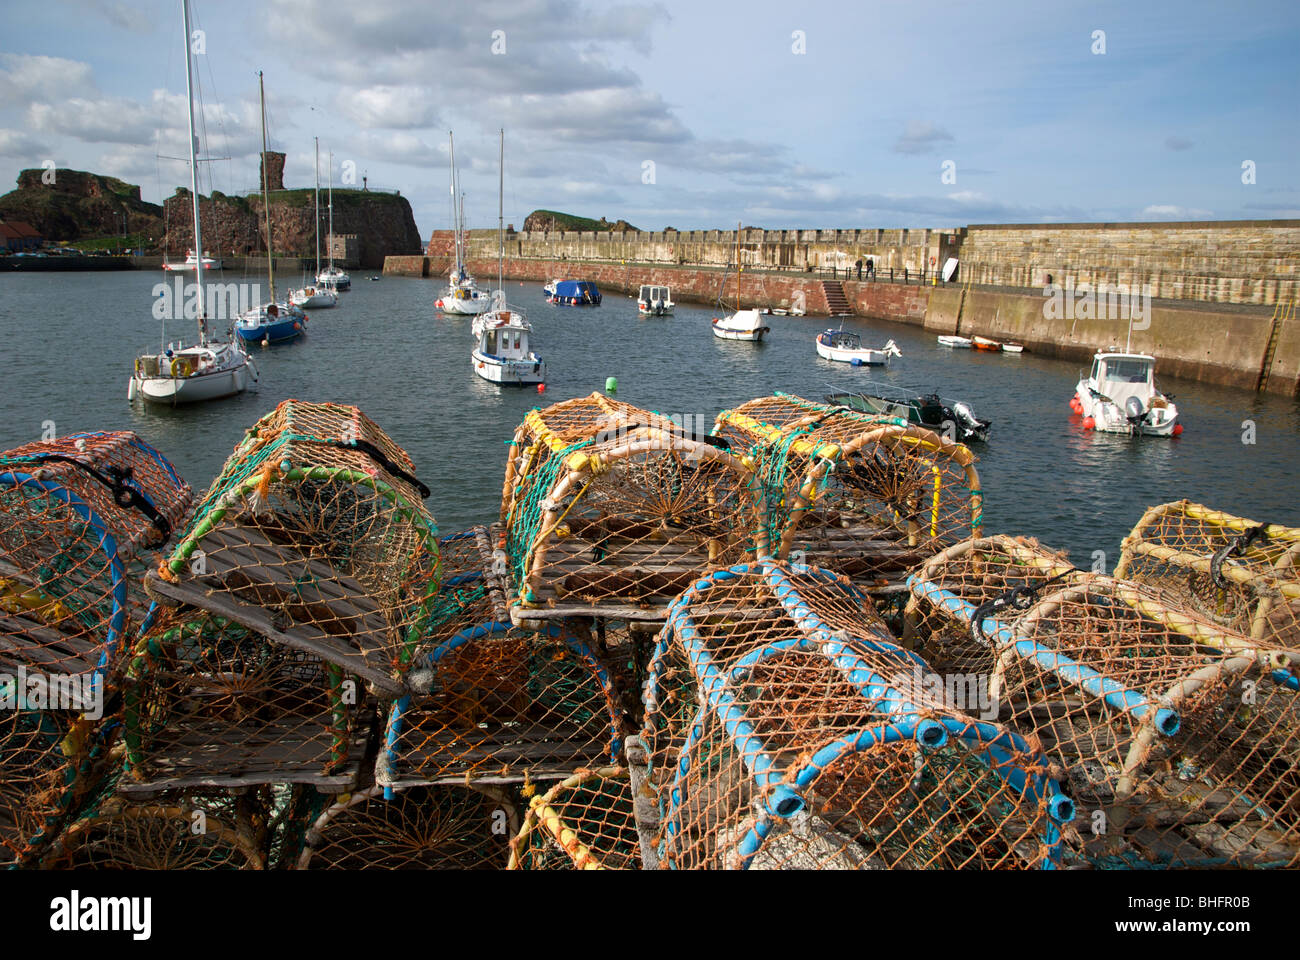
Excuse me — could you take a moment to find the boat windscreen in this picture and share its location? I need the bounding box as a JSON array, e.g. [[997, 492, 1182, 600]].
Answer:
[[1103, 358, 1152, 383]]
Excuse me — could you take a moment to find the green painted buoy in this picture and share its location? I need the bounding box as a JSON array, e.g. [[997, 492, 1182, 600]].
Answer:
[[605, 376, 618, 393]]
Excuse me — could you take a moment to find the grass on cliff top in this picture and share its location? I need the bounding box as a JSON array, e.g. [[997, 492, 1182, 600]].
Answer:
[[253, 188, 406, 208], [526, 209, 640, 232]]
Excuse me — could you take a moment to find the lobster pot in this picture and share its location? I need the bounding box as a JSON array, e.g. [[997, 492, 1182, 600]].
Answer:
[[902, 535, 1078, 675], [641, 560, 1075, 870], [0, 432, 191, 864], [508, 767, 641, 870], [122, 610, 376, 795], [297, 784, 514, 869], [41, 796, 264, 869], [1117, 501, 1300, 648], [907, 562, 1300, 868], [501, 393, 764, 621], [377, 621, 622, 790], [424, 527, 511, 650], [147, 400, 440, 681], [712, 394, 981, 589]]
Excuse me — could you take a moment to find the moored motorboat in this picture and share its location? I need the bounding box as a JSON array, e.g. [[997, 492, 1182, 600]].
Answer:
[[826, 385, 991, 443], [971, 335, 1002, 352], [162, 249, 221, 272], [816, 328, 901, 365], [637, 283, 674, 315], [1073, 351, 1181, 437], [937, 335, 972, 348]]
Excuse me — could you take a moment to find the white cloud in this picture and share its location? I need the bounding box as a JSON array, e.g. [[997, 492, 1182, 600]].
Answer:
[[0, 54, 96, 105], [0, 129, 51, 159], [1140, 204, 1213, 219], [338, 86, 439, 130]]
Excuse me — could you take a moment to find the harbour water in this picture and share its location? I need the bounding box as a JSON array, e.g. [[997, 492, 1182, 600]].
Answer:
[[1, 269, 1296, 563]]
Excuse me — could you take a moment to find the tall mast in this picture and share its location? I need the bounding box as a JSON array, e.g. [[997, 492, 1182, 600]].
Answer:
[[259, 70, 275, 302], [497, 128, 504, 293], [448, 131, 461, 274], [181, 0, 207, 341], [735, 220, 741, 309], [313, 136, 320, 276], [327, 150, 334, 271]]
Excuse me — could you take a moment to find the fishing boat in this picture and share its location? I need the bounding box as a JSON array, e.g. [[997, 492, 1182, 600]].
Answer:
[[543, 279, 561, 296], [712, 223, 768, 341], [162, 249, 222, 272], [548, 279, 601, 306], [816, 328, 901, 366], [637, 283, 674, 315], [826, 386, 991, 443], [1073, 351, 1181, 437], [315, 152, 350, 291], [472, 131, 545, 387], [436, 132, 490, 316], [236, 72, 304, 346], [937, 335, 972, 348], [129, 0, 253, 405], [971, 335, 1002, 352], [290, 138, 337, 310]]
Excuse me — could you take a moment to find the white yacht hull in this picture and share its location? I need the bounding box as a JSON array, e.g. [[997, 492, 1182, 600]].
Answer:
[[441, 296, 490, 315], [291, 291, 337, 309], [473, 349, 545, 385], [133, 364, 250, 404]]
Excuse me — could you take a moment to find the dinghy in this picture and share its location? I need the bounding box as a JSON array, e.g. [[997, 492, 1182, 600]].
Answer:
[[971, 336, 1002, 352], [826, 385, 991, 443], [937, 335, 971, 348]]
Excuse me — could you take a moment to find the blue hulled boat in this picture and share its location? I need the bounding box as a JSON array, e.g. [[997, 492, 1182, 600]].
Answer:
[[547, 280, 602, 306], [236, 302, 306, 344]]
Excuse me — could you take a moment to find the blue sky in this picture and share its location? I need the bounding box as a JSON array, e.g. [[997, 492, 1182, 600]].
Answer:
[[1, 0, 1296, 238]]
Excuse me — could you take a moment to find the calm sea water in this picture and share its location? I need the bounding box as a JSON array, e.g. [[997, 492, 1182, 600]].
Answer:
[[1, 270, 1296, 566]]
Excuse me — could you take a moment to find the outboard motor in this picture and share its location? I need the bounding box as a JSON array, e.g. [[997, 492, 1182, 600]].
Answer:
[[1124, 395, 1147, 427]]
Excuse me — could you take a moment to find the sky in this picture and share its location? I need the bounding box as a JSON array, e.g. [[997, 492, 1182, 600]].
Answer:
[[1, 0, 1297, 239]]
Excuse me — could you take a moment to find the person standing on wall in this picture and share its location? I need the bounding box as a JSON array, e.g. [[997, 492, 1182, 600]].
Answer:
[[855, 258, 863, 280]]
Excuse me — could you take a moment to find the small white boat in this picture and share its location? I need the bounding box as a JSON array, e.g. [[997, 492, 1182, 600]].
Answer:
[[130, 1, 252, 407], [472, 307, 545, 385], [712, 309, 769, 341], [290, 139, 337, 310], [937, 335, 972, 348], [162, 249, 222, 272], [637, 283, 674, 316], [317, 264, 350, 290], [316, 151, 350, 290], [1073, 352, 1181, 437], [816, 329, 901, 365], [289, 285, 336, 309], [971, 336, 1002, 352], [771, 308, 789, 316], [439, 272, 492, 314], [1002, 342, 1024, 354], [472, 132, 544, 387], [543, 279, 561, 296]]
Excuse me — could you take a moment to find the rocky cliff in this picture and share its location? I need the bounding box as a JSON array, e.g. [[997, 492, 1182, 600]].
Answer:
[[0, 169, 163, 241], [163, 187, 423, 268], [522, 209, 639, 232]]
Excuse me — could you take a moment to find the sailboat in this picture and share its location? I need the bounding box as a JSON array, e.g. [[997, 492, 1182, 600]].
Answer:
[[472, 130, 544, 386], [316, 150, 350, 291], [290, 137, 337, 309], [437, 131, 491, 316], [711, 222, 769, 341], [236, 71, 306, 346], [129, 0, 254, 405]]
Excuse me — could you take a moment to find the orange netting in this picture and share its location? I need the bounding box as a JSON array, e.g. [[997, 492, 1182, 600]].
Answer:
[[906, 535, 1300, 868], [501, 393, 765, 618], [640, 559, 1073, 869], [712, 393, 981, 588], [507, 766, 642, 869]]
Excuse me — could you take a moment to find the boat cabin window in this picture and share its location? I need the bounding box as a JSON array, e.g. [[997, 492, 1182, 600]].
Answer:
[[1103, 358, 1152, 383], [485, 330, 497, 353], [1090, 358, 1100, 381]]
